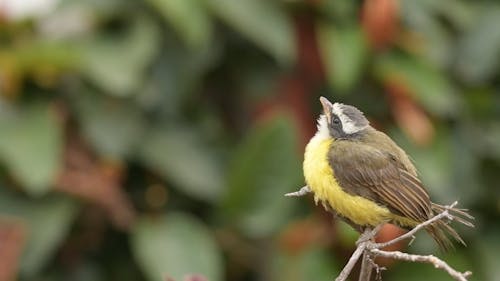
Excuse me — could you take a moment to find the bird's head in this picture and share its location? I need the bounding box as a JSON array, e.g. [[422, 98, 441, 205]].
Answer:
[[316, 97, 370, 140]]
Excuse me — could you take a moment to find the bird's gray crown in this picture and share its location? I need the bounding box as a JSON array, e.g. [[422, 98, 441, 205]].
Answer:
[[331, 103, 369, 134]]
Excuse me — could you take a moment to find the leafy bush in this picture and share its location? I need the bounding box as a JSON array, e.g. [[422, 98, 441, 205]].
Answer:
[[0, 0, 499, 280]]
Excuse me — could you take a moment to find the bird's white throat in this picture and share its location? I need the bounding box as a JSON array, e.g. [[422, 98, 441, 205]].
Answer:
[[314, 114, 330, 141]]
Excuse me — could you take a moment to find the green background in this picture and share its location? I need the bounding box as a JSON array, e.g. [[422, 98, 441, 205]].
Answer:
[[0, 0, 499, 280]]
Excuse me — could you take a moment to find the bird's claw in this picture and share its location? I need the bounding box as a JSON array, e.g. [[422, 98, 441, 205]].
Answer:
[[356, 230, 374, 246]]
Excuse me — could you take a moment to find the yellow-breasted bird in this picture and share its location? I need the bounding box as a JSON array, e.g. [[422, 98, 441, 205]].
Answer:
[[293, 97, 473, 251]]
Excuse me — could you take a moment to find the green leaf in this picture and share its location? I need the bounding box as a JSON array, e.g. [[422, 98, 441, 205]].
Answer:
[[476, 232, 500, 281], [474, 123, 500, 159], [75, 94, 146, 159], [80, 16, 160, 96], [145, 0, 212, 49], [222, 114, 301, 237], [0, 40, 80, 74], [400, 0, 475, 32], [131, 212, 223, 281], [137, 38, 221, 113], [449, 126, 482, 206], [318, 24, 368, 92], [206, 0, 295, 64], [138, 127, 224, 202], [455, 5, 500, 84], [336, 220, 359, 247], [0, 191, 78, 277], [0, 103, 62, 196], [399, 0, 475, 67], [271, 245, 339, 281], [375, 53, 461, 116], [320, 0, 358, 22], [22, 198, 78, 276]]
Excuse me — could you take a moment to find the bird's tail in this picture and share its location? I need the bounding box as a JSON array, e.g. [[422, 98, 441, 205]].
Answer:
[[425, 203, 474, 252]]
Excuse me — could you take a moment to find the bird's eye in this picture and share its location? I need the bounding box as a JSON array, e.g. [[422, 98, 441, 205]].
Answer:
[[332, 118, 340, 125]]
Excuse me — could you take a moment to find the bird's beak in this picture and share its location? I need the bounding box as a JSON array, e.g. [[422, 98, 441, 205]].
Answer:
[[319, 96, 333, 120]]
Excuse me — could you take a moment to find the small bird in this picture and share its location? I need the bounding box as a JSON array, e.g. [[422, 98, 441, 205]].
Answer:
[[297, 97, 473, 250]]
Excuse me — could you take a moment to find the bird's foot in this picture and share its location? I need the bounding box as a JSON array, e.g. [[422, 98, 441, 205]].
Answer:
[[356, 229, 374, 246], [356, 224, 384, 246]]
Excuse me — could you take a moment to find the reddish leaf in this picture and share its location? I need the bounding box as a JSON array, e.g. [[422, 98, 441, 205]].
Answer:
[[0, 217, 26, 281], [374, 224, 407, 266], [293, 14, 325, 84], [386, 79, 435, 146], [184, 274, 209, 281], [0, 67, 21, 99], [278, 77, 316, 148], [251, 13, 321, 149], [250, 76, 315, 150], [55, 136, 136, 230], [279, 217, 330, 255], [361, 0, 399, 50]]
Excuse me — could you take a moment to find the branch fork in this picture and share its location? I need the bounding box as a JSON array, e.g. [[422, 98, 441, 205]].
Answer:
[[285, 186, 472, 281]]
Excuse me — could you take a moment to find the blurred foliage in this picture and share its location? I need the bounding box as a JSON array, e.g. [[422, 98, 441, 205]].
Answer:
[[0, 0, 499, 281]]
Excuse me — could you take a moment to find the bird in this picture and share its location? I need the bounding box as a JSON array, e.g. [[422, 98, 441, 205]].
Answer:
[[296, 96, 473, 251]]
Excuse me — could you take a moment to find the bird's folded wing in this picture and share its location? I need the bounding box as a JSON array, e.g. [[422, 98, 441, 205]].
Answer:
[[328, 142, 432, 222]]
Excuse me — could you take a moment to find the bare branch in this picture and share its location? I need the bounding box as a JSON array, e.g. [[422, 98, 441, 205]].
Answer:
[[285, 186, 311, 197], [358, 251, 373, 281], [333, 201, 472, 281], [356, 227, 381, 281], [370, 249, 472, 281], [335, 242, 366, 281]]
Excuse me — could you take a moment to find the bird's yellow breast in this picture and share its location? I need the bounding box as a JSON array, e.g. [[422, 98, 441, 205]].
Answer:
[[303, 136, 392, 226]]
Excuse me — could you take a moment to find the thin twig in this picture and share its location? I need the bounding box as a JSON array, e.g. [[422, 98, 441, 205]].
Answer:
[[285, 186, 311, 197], [336, 228, 373, 281], [370, 249, 472, 281], [371, 201, 457, 250], [333, 201, 471, 281], [368, 256, 386, 281], [358, 250, 373, 281], [335, 243, 366, 281], [285, 190, 471, 281], [357, 227, 377, 281]]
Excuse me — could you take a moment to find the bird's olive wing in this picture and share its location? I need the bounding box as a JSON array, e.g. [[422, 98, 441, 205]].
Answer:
[[328, 142, 432, 222]]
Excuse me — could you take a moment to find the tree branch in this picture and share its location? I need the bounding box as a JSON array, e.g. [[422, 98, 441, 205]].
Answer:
[[335, 241, 366, 281], [370, 249, 472, 281], [358, 250, 373, 281], [335, 201, 472, 281], [284, 188, 472, 281], [285, 186, 311, 197]]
